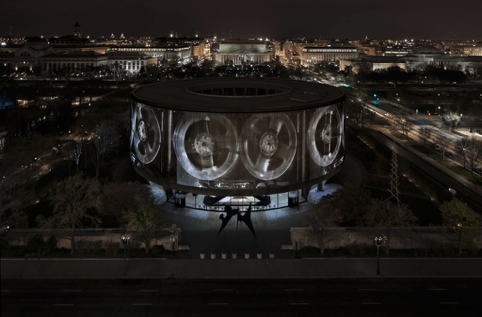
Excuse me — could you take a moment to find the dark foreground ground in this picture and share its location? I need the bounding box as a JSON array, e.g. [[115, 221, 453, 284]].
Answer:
[[2, 278, 481, 317]]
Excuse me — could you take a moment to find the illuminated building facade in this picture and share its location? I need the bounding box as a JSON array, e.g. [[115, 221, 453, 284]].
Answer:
[[106, 52, 156, 74], [212, 41, 274, 65], [301, 47, 360, 66], [108, 45, 192, 65], [41, 51, 108, 72], [130, 78, 345, 210]]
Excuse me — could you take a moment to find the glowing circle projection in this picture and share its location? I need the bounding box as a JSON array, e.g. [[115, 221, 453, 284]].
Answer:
[[307, 105, 343, 167], [130, 102, 161, 164], [173, 113, 239, 180], [240, 113, 297, 181]]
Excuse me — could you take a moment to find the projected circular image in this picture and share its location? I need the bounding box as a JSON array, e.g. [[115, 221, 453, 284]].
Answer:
[[173, 113, 239, 180], [240, 113, 297, 180], [307, 105, 343, 167], [131, 103, 161, 164]]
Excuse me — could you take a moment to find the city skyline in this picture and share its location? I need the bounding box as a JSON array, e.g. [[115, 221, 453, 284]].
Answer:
[[2, 0, 482, 40]]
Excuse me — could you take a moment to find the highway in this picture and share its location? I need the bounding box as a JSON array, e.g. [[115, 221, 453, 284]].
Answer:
[[365, 97, 482, 174], [2, 278, 481, 317]]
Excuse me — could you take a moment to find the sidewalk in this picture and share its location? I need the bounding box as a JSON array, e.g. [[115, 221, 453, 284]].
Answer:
[[2, 258, 482, 279]]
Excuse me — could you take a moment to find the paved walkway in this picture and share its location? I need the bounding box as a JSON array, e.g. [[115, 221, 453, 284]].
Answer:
[[160, 153, 363, 258], [2, 258, 482, 279]]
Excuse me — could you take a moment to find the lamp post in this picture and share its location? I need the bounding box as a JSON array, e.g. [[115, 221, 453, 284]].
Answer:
[[375, 236, 383, 275], [170, 235, 175, 254], [121, 235, 129, 276], [463, 148, 466, 169]]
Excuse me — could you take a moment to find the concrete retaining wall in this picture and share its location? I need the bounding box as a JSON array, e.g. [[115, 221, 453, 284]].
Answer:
[[290, 227, 482, 250], [4, 226, 182, 251]]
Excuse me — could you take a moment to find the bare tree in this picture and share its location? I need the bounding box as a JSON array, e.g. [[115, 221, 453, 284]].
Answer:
[[419, 126, 433, 146], [0, 179, 35, 229], [444, 111, 461, 132], [364, 200, 418, 255], [454, 136, 470, 169], [464, 137, 482, 173], [440, 199, 481, 255], [36, 173, 101, 254], [124, 193, 165, 255], [346, 99, 374, 127], [0, 132, 56, 227], [100, 182, 140, 224], [87, 120, 119, 178], [308, 203, 342, 255], [392, 116, 414, 137], [434, 134, 454, 161]]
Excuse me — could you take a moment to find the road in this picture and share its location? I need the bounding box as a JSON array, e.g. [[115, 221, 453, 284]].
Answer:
[[366, 98, 482, 174], [2, 278, 481, 317]]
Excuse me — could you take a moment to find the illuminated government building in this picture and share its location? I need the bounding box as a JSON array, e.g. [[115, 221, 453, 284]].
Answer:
[[130, 78, 345, 211], [212, 41, 275, 65], [301, 46, 361, 66]]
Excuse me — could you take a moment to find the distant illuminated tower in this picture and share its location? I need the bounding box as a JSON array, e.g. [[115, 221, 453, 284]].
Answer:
[[74, 22, 81, 38]]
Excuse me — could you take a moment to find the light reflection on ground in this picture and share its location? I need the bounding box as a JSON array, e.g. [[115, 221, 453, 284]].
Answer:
[[307, 183, 343, 204]]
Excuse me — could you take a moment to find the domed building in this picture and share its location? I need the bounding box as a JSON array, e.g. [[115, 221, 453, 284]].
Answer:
[[406, 45, 445, 70]]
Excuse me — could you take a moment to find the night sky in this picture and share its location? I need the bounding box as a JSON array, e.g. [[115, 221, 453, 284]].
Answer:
[[3, 0, 482, 40]]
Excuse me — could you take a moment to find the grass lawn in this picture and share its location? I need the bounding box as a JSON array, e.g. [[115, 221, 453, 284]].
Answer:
[[412, 144, 482, 186], [391, 132, 412, 140]]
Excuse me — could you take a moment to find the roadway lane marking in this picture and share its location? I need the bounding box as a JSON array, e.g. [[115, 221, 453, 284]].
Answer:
[[429, 288, 447, 291], [359, 289, 377, 291], [440, 302, 459, 305], [140, 290, 159, 293], [285, 289, 305, 292], [361, 302, 381, 305], [214, 289, 233, 292], [53, 304, 73, 307], [289, 303, 310, 306], [61, 290, 81, 293], [132, 303, 153, 306], [208, 303, 228, 305]]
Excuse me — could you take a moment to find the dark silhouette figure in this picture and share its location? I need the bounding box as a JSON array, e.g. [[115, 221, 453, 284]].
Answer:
[[217, 206, 238, 237], [237, 205, 257, 238]]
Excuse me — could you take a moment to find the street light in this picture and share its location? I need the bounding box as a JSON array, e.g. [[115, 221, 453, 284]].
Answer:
[[121, 235, 129, 275], [170, 235, 175, 254], [463, 148, 466, 169], [375, 236, 383, 275]]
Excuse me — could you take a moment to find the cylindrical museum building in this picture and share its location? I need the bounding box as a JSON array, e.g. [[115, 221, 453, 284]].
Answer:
[[130, 78, 345, 211]]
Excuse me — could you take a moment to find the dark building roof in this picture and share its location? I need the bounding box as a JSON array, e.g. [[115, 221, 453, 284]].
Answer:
[[132, 78, 345, 113]]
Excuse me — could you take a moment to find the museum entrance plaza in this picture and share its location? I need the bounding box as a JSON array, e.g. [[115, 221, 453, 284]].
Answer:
[[156, 153, 361, 258], [159, 201, 311, 259]]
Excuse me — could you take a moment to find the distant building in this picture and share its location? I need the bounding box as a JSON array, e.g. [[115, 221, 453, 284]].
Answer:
[[405, 45, 446, 70], [49, 35, 89, 46], [107, 45, 192, 65], [0, 84, 21, 149], [212, 41, 274, 65], [301, 47, 360, 66], [41, 51, 109, 73], [463, 46, 482, 57], [73, 22, 82, 38], [339, 56, 407, 73], [11, 38, 55, 71], [339, 45, 482, 74], [106, 52, 156, 74]]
